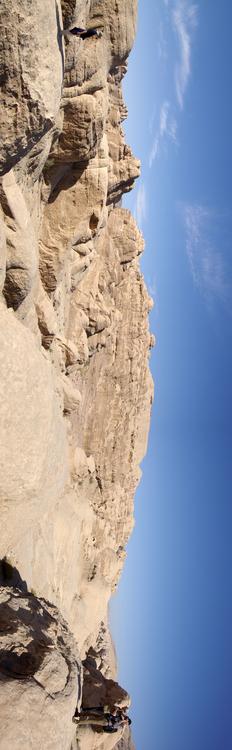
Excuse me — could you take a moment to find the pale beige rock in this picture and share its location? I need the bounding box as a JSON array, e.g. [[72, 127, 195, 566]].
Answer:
[[0, 306, 67, 554], [0, 0, 153, 747], [0, 0, 63, 174], [76, 726, 126, 750], [107, 71, 140, 204], [114, 726, 135, 750], [1, 170, 37, 313], [108, 208, 144, 263], [0, 214, 6, 292]]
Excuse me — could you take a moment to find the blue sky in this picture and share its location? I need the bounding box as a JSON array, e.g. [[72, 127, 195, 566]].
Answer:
[[110, 2, 232, 749]]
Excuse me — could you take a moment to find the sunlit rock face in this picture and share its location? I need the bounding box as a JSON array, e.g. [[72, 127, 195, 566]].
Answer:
[[0, 0, 153, 747], [0, 0, 64, 175]]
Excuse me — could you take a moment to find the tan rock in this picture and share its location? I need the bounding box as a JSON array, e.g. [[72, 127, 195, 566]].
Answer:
[[0, 213, 6, 292], [0, 1, 153, 747], [0, 171, 37, 313], [0, 0, 63, 175], [0, 585, 81, 750], [0, 306, 67, 554], [82, 655, 130, 712]]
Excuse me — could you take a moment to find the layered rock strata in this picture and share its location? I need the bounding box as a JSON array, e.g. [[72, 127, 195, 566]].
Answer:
[[0, 0, 153, 747]]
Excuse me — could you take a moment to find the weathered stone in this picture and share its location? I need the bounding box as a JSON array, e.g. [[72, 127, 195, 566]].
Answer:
[[82, 655, 130, 712], [0, 0, 63, 175], [0, 306, 67, 555], [0, 585, 81, 750], [0, 1, 153, 747]]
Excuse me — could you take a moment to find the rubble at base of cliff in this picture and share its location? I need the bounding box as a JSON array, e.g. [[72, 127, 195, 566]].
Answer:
[[0, 1, 153, 748]]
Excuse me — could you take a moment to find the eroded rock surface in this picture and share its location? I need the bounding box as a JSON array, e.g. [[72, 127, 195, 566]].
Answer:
[[0, 0, 153, 747], [0, 585, 81, 750]]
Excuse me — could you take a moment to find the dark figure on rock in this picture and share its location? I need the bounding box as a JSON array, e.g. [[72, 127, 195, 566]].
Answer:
[[73, 707, 131, 734], [63, 26, 103, 40]]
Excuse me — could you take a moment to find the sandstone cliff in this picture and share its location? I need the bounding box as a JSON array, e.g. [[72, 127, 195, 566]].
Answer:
[[0, 580, 81, 750], [0, 1, 153, 747]]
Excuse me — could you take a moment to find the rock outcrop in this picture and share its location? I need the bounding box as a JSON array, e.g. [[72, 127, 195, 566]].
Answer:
[[0, 0, 153, 747], [81, 654, 130, 712], [0, 583, 81, 750]]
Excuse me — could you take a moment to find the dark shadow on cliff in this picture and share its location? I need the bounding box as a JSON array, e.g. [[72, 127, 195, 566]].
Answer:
[[81, 650, 130, 712], [0, 584, 55, 680], [0, 558, 28, 592], [56, 1, 65, 79], [60, 0, 77, 29], [47, 161, 89, 204]]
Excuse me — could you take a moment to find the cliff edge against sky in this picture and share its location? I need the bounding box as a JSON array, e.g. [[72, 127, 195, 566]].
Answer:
[[0, 1, 153, 747]]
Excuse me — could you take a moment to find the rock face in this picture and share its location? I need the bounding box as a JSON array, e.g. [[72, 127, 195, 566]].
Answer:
[[0, 583, 81, 750], [114, 728, 136, 750], [81, 655, 130, 712], [0, 0, 153, 747]]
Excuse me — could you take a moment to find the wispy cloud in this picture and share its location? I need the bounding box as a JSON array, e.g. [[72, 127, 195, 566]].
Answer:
[[182, 204, 230, 307], [160, 101, 169, 137], [158, 21, 168, 61], [149, 136, 159, 168], [147, 275, 157, 300], [168, 117, 178, 143], [148, 1, 198, 169], [173, 0, 198, 108], [149, 101, 177, 168], [134, 183, 147, 228], [160, 101, 178, 143]]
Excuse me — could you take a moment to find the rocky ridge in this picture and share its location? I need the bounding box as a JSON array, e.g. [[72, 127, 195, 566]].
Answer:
[[0, 0, 153, 747]]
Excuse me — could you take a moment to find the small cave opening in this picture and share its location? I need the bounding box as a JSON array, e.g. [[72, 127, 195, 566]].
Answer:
[[0, 558, 28, 592], [89, 213, 99, 231]]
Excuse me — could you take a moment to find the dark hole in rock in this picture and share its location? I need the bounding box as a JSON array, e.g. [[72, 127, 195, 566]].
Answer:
[[0, 559, 28, 592], [89, 213, 99, 231]]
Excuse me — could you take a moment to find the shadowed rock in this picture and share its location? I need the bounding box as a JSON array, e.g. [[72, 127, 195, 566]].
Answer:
[[0, 586, 81, 750]]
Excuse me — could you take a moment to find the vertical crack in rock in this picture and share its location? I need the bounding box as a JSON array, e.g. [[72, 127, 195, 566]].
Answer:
[[0, 1, 154, 748]]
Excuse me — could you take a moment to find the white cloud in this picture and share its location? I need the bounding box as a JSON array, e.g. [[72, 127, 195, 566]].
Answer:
[[134, 183, 147, 228], [173, 0, 198, 108], [160, 101, 178, 143], [147, 275, 157, 300], [149, 136, 159, 168], [182, 204, 229, 306], [148, 2, 198, 172], [158, 22, 168, 61], [149, 101, 178, 168], [160, 101, 169, 137], [168, 117, 178, 143], [149, 107, 157, 135]]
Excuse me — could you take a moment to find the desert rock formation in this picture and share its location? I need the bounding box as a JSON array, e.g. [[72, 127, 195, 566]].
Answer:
[[0, 0, 153, 747], [0, 582, 81, 750]]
